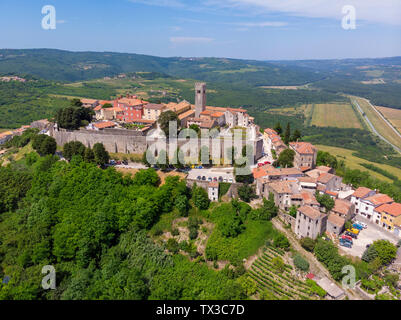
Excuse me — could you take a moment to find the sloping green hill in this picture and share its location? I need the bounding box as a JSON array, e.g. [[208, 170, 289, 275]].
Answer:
[[0, 49, 324, 85]]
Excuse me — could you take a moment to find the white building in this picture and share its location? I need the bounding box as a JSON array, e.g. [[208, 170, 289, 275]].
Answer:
[[208, 182, 219, 202], [360, 193, 393, 221], [350, 187, 376, 217]]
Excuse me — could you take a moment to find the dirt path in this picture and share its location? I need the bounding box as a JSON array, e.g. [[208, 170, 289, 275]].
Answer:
[[271, 217, 364, 300]]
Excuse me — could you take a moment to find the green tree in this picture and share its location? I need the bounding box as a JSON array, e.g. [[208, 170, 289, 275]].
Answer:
[[315, 192, 335, 212], [300, 237, 316, 252], [237, 184, 256, 203], [63, 141, 86, 161], [70, 98, 83, 107], [33, 135, 56, 156], [372, 240, 397, 266], [93, 143, 110, 165], [133, 168, 160, 187], [274, 122, 282, 135], [191, 184, 210, 210], [274, 149, 295, 168], [84, 148, 95, 163], [291, 129, 302, 142], [158, 110, 179, 137], [284, 123, 291, 145]]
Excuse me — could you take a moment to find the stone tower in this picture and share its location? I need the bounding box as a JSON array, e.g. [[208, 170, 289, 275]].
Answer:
[[195, 82, 206, 118]]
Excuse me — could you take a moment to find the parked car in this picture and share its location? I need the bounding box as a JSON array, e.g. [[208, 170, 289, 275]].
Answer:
[[257, 163, 264, 167], [116, 161, 122, 165], [353, 223, 364, 231], [356, 221, 368, 229], [197, 176, 202, 180], [110, 160, 116, 165], [122, 160, 128, 165], [340, 239, 352, 248], [346, 231, 358, 239], [264, 161, 271, 165]]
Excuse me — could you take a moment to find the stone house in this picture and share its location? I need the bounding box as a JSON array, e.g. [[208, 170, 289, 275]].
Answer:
[[295, 205, 327, 239]]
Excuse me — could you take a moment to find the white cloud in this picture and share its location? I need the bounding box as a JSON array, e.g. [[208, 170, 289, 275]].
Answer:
[[235, 21, 287, 27], [212, 0, 401, 25], [170, 37, 214, 44], [129, 0, 185, 8]]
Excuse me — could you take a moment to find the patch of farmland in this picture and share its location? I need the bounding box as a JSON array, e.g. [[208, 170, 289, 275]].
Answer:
[[248, 246, 320, 300], [376, 106, 401, 134], [355, 97, 401, 151], [316, 144, 401, 183], [310, 103, 362, 129]]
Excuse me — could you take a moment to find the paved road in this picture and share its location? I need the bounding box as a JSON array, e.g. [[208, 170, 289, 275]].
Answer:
[[352, 99, 401, 154]]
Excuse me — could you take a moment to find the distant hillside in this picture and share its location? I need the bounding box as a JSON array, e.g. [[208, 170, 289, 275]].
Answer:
[[0, 49, 324, 85]]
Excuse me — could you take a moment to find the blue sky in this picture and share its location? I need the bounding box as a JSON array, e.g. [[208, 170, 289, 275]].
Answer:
[[0, 0, 400, 60]]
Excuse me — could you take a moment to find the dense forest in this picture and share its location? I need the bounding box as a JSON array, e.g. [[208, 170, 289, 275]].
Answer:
[[0, 133, 287, 300]]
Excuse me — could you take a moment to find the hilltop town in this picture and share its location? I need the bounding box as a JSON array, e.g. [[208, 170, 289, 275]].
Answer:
[[1, 83, 401, 301]]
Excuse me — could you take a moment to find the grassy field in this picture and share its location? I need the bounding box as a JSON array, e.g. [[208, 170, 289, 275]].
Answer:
[[376, 106, 401, 134], [310, 103, 362, 129], [316, 144, 401, 183], [354, 97, 401, 151]]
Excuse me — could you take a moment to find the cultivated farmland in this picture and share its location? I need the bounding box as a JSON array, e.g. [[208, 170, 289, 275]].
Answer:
[[310, 103, 362, 129], [353, 97, 401, 151], [376, 106, 401, 134], [316, 144, 401, 183], [248, 246, 320, 300]]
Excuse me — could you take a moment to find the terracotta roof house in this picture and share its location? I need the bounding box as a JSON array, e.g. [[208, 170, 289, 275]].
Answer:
[[375, 202, 401, 231], [295, 205, 328, 239], [350, 187, 377, 219], [266, 181, 295, 211], [316, 173, 343, 193], [332, 199, 355, 220], [289, 141, 317, 171], [359, 193, 394, 222], [327, 213, 346, 235]]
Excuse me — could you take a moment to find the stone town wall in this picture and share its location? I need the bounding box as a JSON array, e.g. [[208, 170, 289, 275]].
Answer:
[[50, 127, 264, 161]]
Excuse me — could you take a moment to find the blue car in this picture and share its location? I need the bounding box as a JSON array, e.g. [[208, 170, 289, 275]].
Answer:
[[353, 223, 363, 231]]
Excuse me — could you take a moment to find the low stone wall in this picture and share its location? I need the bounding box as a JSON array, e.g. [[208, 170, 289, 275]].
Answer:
[[278, 211, 296, 232]]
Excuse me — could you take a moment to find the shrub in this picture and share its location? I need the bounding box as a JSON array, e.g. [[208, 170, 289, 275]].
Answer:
[[189, 228, 198, 240], [166, 238, 179, 254], [171, 228, 179, 236], [273, 233, 290, 250], [300, 237, 316, 252], [293, 254, 310, 272]]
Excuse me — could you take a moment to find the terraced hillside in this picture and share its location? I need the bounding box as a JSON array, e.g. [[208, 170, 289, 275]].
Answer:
[[248, 246, 320, 300]]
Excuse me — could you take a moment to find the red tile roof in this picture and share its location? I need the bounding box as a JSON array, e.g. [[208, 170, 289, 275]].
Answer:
[[94, 121, 116, 129], [353, 187, 373, 198], [253, 167, 268, 179], [328, 213, 345, 227], [375, 203, 401, 217], [332, 199, 352, 216], [365, 193, 394, 206], [298, 205, 324, 220], [290, 141, 316, 155], [317, 172, 336, 184]]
